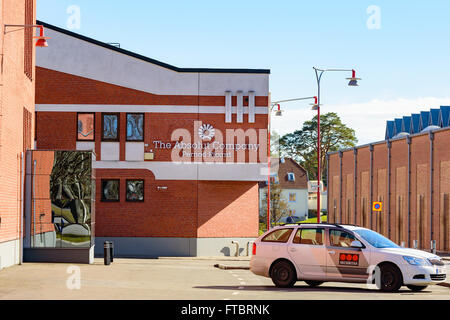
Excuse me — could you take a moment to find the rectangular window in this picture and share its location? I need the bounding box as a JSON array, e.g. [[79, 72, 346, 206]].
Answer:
[[126, 113, 144, 141], [287, 172, 295, 181], [329, 229, 356, 248], [293, 228, 324, 245], [77, 113, 95, 141], [261, 228, 293, 243], [23, 107, 32, 152], [126, 180, 144, 202], [102, 113, 119, 141], [24, 0, 33, 80], [289, 193, 296, 202], [101, 179, 119, 202]]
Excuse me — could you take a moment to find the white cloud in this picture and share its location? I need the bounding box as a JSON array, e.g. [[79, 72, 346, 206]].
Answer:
[[271, 97, 450, 145]]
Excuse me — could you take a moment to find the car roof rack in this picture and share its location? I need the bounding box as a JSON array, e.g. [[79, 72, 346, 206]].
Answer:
[[278, 222, 346, 228]]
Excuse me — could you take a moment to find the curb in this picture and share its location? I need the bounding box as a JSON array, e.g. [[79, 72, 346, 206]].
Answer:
[[214, 264, 250, 270], [158, 257, 251, 262]]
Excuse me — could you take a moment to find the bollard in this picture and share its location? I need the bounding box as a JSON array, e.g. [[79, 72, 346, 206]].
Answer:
[[231, 241, 239, 257], [246, 241, 254, 256], [104, 241, 111, 265], [413, 240, 418, 249], [431, 240, 436, 254], [109, 241, 114, 263]]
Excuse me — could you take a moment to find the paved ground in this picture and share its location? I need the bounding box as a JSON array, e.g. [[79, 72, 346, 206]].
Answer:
[[0, 258, 448, 300]]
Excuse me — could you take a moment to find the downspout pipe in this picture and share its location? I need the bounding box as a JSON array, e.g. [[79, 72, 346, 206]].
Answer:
[[19, 152, 24, 264], [429, 131, 434, 250], [406, 136, 412, 247], [33, 159, 36, 247]]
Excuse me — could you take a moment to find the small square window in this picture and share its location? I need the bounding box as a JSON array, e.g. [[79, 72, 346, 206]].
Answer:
[[126, 113, 144, 141], [126, 180, 144, 202], [101, 179, 119, 202], [287, 172, 295, 181], [102, 113, 119, 141], [289, 193, 296, 202], [77, 113, 95, 141]]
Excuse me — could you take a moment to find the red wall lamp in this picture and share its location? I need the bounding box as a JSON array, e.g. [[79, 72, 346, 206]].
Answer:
[[4, 24, 50, 47]]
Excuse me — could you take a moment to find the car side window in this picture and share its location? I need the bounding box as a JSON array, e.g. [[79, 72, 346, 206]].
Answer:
[[292, 228, 324, 245], [262, 228, 293, 243], [329, 229, 356, 247]]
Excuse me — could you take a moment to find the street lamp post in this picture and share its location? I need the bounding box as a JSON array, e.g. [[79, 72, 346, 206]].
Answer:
[[312, 67, 361, 224], [267, 96, 317, 230]]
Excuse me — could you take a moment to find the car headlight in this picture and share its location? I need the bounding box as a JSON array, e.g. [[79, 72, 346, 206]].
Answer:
[[403, 256, 430, 266]]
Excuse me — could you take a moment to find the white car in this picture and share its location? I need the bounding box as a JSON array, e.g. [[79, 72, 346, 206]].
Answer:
[[250, 223, 447, 292]]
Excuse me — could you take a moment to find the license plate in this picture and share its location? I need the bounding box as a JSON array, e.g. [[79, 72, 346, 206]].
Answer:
[[436, 268, 445, 274]]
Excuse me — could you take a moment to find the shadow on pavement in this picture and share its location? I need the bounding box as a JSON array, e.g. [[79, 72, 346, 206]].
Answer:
[[193, 284, 431, 294]]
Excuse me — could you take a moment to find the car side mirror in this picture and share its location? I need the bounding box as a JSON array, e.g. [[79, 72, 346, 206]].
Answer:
[[350, 240, 363, 249]]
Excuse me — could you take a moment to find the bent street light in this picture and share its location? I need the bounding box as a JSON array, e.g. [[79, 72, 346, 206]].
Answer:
[[313, 67, 361, 224], [267, 96, 317, 230]]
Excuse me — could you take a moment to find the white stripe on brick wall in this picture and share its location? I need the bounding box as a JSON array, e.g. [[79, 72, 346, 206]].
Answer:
[[248, 91, 255, 123], [236, 91, 243, 123], [35, 104, 268, 114], [225, 91, 232, 122]]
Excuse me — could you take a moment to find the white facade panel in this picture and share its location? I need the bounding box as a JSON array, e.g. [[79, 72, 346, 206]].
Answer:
[[125, 142, 145, 161], [100, 142, 120, 161]]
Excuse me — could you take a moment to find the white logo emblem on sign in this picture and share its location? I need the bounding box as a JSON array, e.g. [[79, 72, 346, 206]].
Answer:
[[198, 124, 215, 141]]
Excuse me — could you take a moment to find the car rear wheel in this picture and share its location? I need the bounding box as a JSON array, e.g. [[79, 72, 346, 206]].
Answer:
[[377, 264, 403, 292], [270, 260, 296, 288], [406, 285, 428, 292], [304, 280, 324, 287]]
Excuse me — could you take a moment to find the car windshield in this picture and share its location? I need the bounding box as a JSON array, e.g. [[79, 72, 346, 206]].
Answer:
[[354, 229, 400, 248]]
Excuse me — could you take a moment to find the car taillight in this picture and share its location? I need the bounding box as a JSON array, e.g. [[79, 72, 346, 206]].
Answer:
[[252, 242, 257, 255]]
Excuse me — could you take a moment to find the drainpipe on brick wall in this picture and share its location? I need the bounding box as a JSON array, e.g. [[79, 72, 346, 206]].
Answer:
[[32, 159, 36, 247], [369, 144, 374, 230], [339, 151, 343, 224], [353, 148, 358, 225], [19, 152, 24, 264], [387, 140, 392, 238], [406, 136, 412, 247], [429, 131, 434, 249]]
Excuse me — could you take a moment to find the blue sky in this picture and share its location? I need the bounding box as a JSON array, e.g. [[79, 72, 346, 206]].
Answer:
[[37, 1, 450, 144]]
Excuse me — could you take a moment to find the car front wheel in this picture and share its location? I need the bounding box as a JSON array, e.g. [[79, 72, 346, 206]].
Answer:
[[270, 260, 296, 288], [377, 264, 403, 292]]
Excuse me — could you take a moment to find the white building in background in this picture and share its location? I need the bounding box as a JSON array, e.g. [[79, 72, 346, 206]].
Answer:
[[259, 158, 309, 221], [308, 180, 327, 212]]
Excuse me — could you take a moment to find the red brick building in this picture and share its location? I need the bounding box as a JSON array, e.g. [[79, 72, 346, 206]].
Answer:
[[35, 21, 270, 257], [0, 0, 36, 269], [327, 124, 450, 253]]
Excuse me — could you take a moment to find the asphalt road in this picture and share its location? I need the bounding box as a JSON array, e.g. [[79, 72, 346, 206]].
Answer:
[[0, 258, 448, 300]]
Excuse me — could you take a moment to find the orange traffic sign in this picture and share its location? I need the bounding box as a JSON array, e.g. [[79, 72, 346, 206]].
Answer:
[[373, 202, 382, 212]]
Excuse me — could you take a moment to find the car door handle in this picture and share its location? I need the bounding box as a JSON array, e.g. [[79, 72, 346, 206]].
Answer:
[[289, 248, 297, 252], [328, 251, 335, 255]]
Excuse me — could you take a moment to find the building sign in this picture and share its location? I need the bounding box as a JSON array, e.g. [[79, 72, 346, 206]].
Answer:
[[151, 122, 263, 161]]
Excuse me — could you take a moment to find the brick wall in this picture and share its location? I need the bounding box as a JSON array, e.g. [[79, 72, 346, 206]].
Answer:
[[94, 169, 259, 238], [0, 0, 36, 246], [327, 128, 450, 252]]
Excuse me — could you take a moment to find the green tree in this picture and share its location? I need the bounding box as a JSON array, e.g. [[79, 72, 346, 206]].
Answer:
[[279, 112, 357, 183], [260, 180, 289, 227]]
